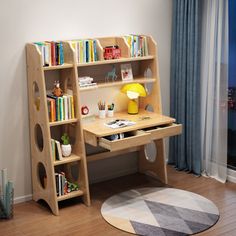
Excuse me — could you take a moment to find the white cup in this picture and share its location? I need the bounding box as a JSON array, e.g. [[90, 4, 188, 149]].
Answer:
[[99, 110, 106, 119], [107, 110, 114, 117]]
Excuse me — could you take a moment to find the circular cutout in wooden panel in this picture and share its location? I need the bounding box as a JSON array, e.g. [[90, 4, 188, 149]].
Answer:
[[144, 68, 153, 95], [144, 141, 157, 163], [37, 162, 47, 189], [145, 104, 154, 112], [34, 124, 44, 152], [33, 81, 40, 111]]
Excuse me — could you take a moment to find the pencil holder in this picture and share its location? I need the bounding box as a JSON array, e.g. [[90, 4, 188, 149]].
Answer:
[[107, 110, 114, 117], [98, 110, 106, 119]]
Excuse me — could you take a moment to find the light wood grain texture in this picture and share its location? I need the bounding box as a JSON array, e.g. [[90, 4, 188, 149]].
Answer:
[[43, 63, 73, 71], [98, 130, 151, 152], [49, 118, 78, 127], [79, 77, 156, 91], [83, 110, 176, 137], [53, 154, 81, 166], [26, 35, 182, 216], [1, 167, 235, 236], [77, 55, 154, 67], [87, 147, 139, 162], [26, 41, 91, 215]]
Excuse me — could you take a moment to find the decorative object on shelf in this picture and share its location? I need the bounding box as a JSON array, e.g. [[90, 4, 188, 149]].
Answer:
[[67, 182, 79, 193], [144, 67, 153, 95], [61, 133, 72, 157], [81, 105, 89, 115], [78, 76, 97, 88], [52, 81, 63, 97], [121, 83, 147, 114], [121, 63, 133, 81], [0, 168, 14, 219], [105, 65, 117, 82], [103, 45, 121, 60]]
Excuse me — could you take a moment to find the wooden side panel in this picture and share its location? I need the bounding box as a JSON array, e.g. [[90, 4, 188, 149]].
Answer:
[[26, 43, 59, 215]]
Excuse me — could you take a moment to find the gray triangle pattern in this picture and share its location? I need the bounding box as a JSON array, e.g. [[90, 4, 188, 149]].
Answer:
[[101, 188, 219, 235], [131, 220, 188, 236], [145, 200, 181, 218], [146, 199, 219, 226], [184, 219, 217, 234]]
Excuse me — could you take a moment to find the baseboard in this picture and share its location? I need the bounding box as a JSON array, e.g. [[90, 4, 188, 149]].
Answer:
[[227, 168, 236, 183], [13, 168, 138, 204], [14, 194, 32, 204], [89, 167, 138, 184]]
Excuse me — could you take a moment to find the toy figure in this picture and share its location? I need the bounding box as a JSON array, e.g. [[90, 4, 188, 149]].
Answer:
[[52, 81, 63, 97], [105, 65, 117, 82]]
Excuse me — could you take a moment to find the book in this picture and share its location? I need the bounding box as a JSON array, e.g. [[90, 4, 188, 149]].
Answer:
[[63, 95, 68, 120], [55, 140, 63, 161], [51, 139, 56, 161]]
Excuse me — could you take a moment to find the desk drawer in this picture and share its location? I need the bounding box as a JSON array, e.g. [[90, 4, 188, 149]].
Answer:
[[99, 130, 151, 152], [144, 123, 182, 140]]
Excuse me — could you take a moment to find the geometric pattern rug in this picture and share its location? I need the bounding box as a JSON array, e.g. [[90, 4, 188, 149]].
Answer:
[[101, 188, 219, 235]]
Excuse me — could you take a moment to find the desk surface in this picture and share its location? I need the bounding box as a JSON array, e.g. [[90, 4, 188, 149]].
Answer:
[[82, 110, 176, 137]]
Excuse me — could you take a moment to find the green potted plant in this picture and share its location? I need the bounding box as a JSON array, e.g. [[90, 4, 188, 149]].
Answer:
[[61, 133, 71, 157]]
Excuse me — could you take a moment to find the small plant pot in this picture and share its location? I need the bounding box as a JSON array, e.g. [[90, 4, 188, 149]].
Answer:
[[61, 144, 72, 157]]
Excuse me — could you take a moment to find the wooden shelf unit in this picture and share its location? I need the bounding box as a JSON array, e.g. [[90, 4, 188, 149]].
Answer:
[[26, 35, 181, 215], [26, 41, 90, 216]]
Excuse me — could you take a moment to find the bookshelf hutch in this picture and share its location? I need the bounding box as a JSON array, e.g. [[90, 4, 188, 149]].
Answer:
[[26, 35, 182, 215]]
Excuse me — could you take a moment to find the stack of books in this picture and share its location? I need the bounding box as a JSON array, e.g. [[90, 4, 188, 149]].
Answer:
[[51, 139, 63, 161], [70, 39, 98, 63], [0, 169, 13, 219], [124, 35, 149, 57], [78, 76, 97, 88], [34, 41, 64, 67], [47, 94, 75, 122], [54, 172, 79, 197]]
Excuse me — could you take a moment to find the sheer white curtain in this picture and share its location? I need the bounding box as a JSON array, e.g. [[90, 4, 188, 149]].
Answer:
[[201, 0, 228, 183]]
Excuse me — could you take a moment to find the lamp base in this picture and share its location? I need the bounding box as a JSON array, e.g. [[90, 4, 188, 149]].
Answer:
[[128, 100, 138, 114]]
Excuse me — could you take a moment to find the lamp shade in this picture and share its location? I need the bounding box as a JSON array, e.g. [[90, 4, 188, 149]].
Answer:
[[121, 83, 147, 97], [121, 83, 147, 114]]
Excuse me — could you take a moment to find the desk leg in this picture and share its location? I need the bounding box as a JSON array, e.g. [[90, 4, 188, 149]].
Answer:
[[138, 139, 168, 184]]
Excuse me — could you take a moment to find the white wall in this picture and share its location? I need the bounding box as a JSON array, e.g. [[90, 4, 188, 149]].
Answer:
[[0, 0, 172, 201]]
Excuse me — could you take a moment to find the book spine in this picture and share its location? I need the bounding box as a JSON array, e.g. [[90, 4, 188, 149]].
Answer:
[[85, 40, 89, 62], [51, 42, 56, 66], [63, 96, 68, 120], [71, 96, 75, 119], [93, 40, 97, 61], [60, 42, 64, 65]]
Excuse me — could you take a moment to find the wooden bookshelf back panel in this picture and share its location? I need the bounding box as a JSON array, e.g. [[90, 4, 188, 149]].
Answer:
[[77, 60, 153, 84]]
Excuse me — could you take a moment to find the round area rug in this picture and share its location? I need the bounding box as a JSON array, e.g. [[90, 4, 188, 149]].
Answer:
[[101, 188, 219, 236]]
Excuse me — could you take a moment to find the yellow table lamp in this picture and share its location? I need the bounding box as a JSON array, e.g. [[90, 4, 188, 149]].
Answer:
[[121, 83, 147, 114]]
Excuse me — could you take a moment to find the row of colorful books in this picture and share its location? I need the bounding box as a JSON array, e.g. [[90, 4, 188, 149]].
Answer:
[[124, 35, 149, 57], [34, 41, 64, 67], [70, 39, 98, 64], [47, 94, 75, 122], [51, 139, 63, 161], [55, 172, 79, 197]]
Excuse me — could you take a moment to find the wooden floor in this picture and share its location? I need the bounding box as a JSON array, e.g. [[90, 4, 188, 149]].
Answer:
[[1, 166, 236, 236]]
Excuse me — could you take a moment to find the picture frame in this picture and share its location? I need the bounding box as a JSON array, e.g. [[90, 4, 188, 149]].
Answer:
[[120, 63, 133, 81]]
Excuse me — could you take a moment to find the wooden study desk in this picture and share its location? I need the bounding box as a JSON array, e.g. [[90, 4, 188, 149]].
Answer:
[[83, 110, 182, 184]]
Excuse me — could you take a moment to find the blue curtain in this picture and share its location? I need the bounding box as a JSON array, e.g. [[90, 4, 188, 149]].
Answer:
[[169, 0, 201, 175]]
